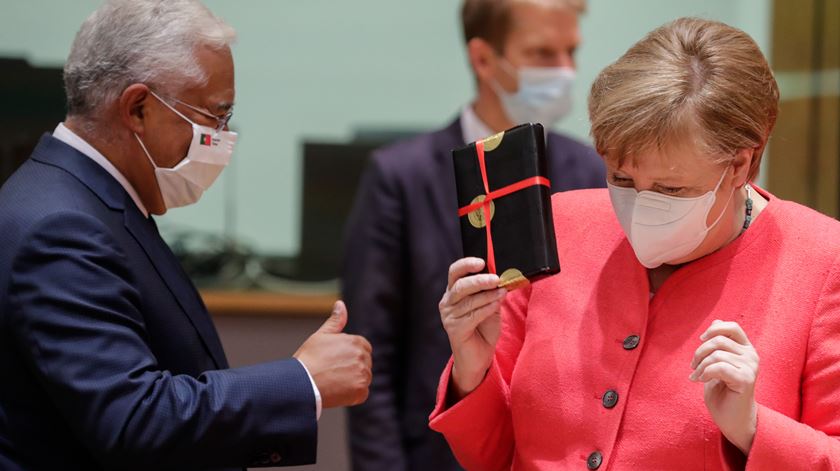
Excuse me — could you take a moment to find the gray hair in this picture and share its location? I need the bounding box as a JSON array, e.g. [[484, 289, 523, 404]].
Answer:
[[64, 0, 236, 117]]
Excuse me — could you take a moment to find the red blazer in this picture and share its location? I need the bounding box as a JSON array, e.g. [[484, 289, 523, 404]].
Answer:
[[430, 188, 840, 470], [343, 118, 605, 471]]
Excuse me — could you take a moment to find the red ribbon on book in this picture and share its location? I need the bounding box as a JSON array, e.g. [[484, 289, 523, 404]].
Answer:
[[457, 139, 551, 274]]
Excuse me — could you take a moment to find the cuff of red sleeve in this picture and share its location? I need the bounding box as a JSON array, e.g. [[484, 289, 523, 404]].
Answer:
[[720, 404, 827, 471], [296, 359, 322, 421], [428, 357, 510, 436]]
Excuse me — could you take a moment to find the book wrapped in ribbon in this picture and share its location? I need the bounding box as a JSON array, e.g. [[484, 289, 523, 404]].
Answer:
[[452, 123, 560, 290]]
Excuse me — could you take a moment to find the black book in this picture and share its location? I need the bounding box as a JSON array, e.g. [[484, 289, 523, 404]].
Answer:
[[452, 123, 560, 290]]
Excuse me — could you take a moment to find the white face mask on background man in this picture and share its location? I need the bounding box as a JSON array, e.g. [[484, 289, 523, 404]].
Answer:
[[491, 58, 575, 128], [607, 168, 734, 269], [134, 91, 237, 210]]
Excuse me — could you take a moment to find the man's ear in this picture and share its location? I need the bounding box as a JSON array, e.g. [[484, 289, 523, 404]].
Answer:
[[467, 37, 498, 84], [119, 84, 152, 136]]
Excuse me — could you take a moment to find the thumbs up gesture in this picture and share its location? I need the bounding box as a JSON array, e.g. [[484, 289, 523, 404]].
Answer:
[[294, 301, 372, 408]]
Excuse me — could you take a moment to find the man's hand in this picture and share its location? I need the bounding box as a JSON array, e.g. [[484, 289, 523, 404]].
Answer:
[[294, 301, 372, 408]]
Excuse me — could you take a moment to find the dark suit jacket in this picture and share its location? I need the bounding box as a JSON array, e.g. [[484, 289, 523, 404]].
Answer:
[[341, 118, 606, 471], [0, 135, 317, 470]]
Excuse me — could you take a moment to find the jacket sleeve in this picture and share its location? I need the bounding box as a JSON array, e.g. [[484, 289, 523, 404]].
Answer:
[[341, 157, 410, 470], [428, 283, 532, 470], [4, 211, 317, 469], [727, 259, 840, 470]]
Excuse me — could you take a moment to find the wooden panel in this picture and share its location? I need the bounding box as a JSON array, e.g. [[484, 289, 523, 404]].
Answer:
[[769, 0, 839, 217], [822, 0, 839, 69], [201, 290, 338, 317], [816, 95, 840, 216], [771, 0, 815, 71], [818, 0, 840, 216], [769, 99, 811, 204]]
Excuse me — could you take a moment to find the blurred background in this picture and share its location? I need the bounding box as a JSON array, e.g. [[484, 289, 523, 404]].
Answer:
[[1, 0, 837, 469]]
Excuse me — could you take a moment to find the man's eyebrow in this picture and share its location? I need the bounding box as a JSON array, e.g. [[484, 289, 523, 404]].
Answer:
[[212, 101, 234, 113]]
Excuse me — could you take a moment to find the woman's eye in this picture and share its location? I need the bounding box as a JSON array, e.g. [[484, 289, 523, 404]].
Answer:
[[659, 186, 684, 195], [611, 176, 632, 185]]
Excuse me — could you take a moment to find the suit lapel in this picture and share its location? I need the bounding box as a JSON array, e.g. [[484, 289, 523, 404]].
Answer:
[[123, 207, 228, 369], [34, 133, 229, 368], [31, 134, 126, 212]]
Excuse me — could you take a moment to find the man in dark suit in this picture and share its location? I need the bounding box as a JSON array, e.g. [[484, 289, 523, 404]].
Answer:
[[0, 1, 372, 469], [341, 0, 605, 469]]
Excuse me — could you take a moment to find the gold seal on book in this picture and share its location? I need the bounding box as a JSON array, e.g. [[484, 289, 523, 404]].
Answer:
[[481, 131, 505, 152], [498, 268, 529, 290], [468, 195, 495, 228]]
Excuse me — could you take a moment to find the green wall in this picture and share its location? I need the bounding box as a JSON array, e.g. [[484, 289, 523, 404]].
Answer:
[[0, 0, 771, 255]]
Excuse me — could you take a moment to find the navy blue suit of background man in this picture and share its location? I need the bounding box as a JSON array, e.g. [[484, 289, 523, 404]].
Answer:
[[341, 0, 605, 469]]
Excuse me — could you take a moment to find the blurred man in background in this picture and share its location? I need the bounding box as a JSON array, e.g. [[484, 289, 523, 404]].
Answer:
[[0, 1, 371, 469], [342, 0, 605, 469]]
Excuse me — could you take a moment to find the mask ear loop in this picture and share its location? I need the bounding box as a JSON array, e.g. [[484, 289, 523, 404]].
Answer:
[[496, 56, 519, 79], [149, 90, 196, 126], [487, 50, 520, 95], [134, 133, 160, 170], [704, 165, 736, 230]]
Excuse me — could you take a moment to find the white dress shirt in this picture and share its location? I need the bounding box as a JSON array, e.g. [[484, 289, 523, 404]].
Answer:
[[460, 104, 495, 145], [51, 123, 322, 420]]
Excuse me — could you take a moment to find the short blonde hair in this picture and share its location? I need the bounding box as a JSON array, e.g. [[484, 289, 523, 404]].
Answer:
[[461, 0, 586, 52], [588, 17, 779, 180]]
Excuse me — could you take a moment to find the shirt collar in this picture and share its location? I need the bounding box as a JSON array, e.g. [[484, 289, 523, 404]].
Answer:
[[459, 104, 496, 145], [52, 123, 149, 217]]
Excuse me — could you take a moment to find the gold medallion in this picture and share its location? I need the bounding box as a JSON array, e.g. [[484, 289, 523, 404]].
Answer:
[[467, 195, 495, 228], [498, 268, 529, 291], [481, 131, 505, 152]]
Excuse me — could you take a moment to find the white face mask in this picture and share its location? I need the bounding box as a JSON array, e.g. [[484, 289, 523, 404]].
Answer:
[[607, 168, 734, 269], [491, 58, 575, 128], [134, 91, 237, 210]]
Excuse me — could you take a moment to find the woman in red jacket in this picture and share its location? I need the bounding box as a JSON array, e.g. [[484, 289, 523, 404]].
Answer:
[[431, 17, 840, 470]]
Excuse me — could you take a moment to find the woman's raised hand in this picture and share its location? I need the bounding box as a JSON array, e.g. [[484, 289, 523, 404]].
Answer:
[[690, 320, 760, 455], [439, 257, 507, 398]]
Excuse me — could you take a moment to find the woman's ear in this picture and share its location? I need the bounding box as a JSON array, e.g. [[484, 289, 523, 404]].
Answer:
[[732, 147, 754, 188]]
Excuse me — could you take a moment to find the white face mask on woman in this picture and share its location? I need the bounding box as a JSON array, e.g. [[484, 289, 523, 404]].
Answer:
[[607, 168, 734, 269], [134, 91, 237, 210]]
